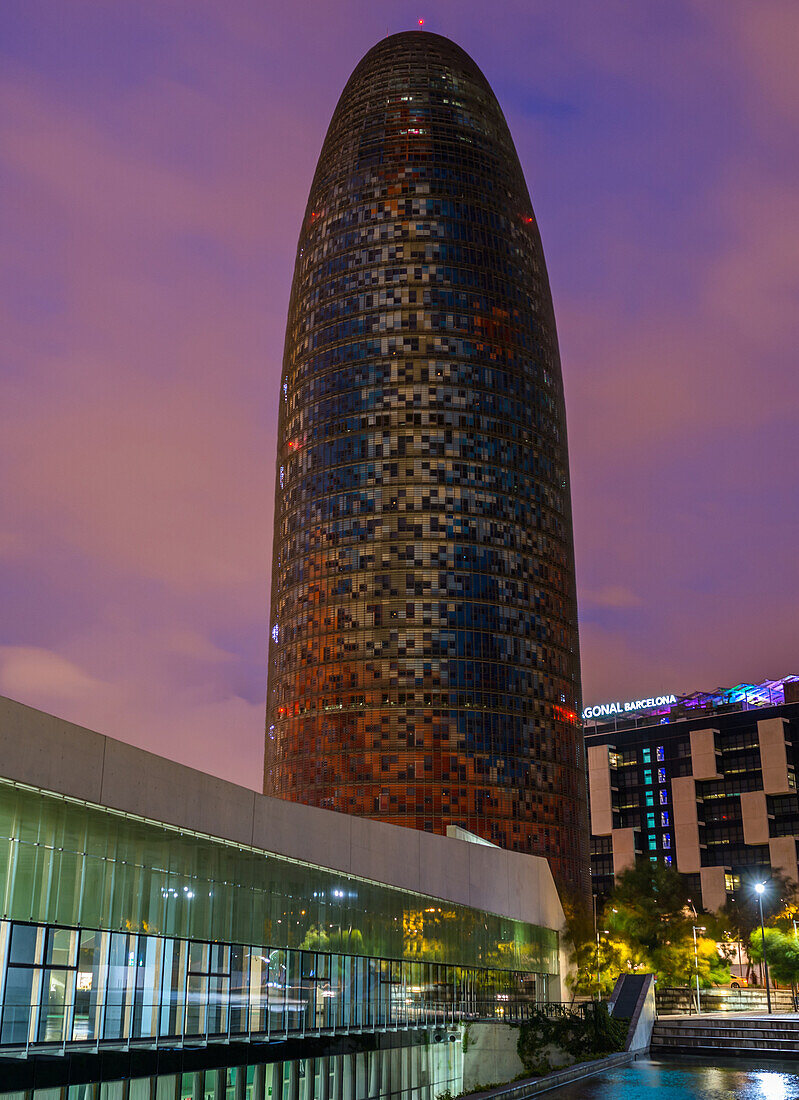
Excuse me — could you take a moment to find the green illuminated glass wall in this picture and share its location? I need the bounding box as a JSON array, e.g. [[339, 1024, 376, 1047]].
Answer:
[[0, 780, 557, 975]]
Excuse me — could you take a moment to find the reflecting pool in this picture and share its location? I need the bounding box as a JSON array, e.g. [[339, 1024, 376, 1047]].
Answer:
[[547, 1057, 799, 1099]]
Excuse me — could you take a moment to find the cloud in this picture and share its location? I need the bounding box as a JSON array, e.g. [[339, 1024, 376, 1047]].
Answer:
[[0, 0, 797, 771], [0, 632, 266, 789], [1, 364, 274, 598], [0, 646, 103, 703], [581, 586, 642, 611]]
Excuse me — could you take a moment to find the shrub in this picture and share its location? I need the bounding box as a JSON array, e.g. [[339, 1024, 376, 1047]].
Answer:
[[517, 1005, 628, 1076]]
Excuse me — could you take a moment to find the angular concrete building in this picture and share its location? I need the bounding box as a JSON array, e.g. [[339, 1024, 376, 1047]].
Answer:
[[265, 32, 588, 901], [0, 695, 566, 1093]]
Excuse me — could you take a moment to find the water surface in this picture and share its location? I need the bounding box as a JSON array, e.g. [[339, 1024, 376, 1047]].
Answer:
[[546, 1057, 799, 1098]]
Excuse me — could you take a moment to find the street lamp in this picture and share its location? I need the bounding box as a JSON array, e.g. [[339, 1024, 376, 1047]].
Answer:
[[755, 882, 773, 1014], [592, 893, 599, 1001], [595, 928, 610, 999], [692, 924, 706, 1013]]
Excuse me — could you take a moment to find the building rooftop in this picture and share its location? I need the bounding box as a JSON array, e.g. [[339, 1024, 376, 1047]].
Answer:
[[583, 675, 799, 733]]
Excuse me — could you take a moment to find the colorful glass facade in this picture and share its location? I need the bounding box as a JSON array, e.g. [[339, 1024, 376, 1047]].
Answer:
[[265, 31, 588, 899]]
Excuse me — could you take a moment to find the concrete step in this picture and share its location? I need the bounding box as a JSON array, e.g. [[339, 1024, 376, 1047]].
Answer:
[[653, 1020, 799, 1030], [652, 1033, 799, 1045], [653, 1033, 799, 1045], [653, 1045, 799, 1058], [653, 1040, 799, 1049], [653, 1023, 799, 1033]]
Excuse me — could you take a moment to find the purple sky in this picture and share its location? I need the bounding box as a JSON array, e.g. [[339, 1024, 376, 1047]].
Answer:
[[1, 1, 797, 787]]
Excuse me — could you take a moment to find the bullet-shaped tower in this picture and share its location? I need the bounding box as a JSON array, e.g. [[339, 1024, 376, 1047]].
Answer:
[[266, 31, 588, 901]]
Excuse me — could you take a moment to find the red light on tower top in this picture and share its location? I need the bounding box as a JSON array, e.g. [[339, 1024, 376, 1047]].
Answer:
[[418, 18, 424, 27]]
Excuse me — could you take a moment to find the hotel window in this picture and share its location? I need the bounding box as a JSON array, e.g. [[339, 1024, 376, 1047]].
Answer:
[[664, 855, 672, 866], [662, 834, 671, 849], [725, 873, 741, 893], [647, 813, 655, 829], [645, 791, 654, 807], [660, 790, 668, 805], [644, 770, 652, 786], [658, 768, 667, 784], [648, 836, 657, 850], [656, 746, 665, 762], [642, 749, 651, 764], [661, 811, 670, 827]]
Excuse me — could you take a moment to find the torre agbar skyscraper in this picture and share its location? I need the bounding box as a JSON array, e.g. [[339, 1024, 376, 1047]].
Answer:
[[266, 31, 589, 900]]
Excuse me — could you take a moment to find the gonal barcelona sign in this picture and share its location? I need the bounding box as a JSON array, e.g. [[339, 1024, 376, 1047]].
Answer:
[[582, 694, 677, 720]]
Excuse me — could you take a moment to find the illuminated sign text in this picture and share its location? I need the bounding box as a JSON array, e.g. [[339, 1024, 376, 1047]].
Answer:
[[582, 694, 677, 720]]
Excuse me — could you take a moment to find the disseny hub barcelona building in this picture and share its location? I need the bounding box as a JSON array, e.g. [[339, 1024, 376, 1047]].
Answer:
[[264, 30, 589, 902]]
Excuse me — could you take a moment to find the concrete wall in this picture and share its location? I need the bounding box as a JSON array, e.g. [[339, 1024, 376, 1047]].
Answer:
[[588, 745, 614, 836], [672, 776, 702, 874], [769, 836, 798, 882], [462, 1023, 525, 1091], [740, 790, 770, 846], [699, 866, 727, 913], [759, 718, 792, 794], [611, 828, 638, 876], [0, 695, 566, 942], [689, 728, 720, 780]]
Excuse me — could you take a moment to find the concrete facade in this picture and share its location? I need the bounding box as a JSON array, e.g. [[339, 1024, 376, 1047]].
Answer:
[[672, 776, 702, 874], [699, 866, 727, 913], [587, 744, 614, 836], [611, 828, 639, 876], [689, 728, 720, 780], [740, 790, 770, 845], [461, 1023, 525, 1091], [759, 717, 792, 794]]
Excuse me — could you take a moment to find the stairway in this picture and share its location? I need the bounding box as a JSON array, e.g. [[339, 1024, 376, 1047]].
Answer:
[[651, 1014, 799, 1059]]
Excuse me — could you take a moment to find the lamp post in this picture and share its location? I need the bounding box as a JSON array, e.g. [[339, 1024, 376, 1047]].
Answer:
[[755, 882, 773, 1015], [595, 929, 610, 998], [592, 892, 599, 1001], [692, 924, 706, 1013]]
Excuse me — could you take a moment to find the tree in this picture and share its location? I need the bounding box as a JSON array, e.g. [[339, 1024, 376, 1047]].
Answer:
[[718, 871, 797, 942], [606, 860, 729, 988], [562, 893, 652, 999], [567, 862, 736, 995], [748, 926, 799, 988], [300, 926, 364, 953], [717, 872, 797, 983]]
